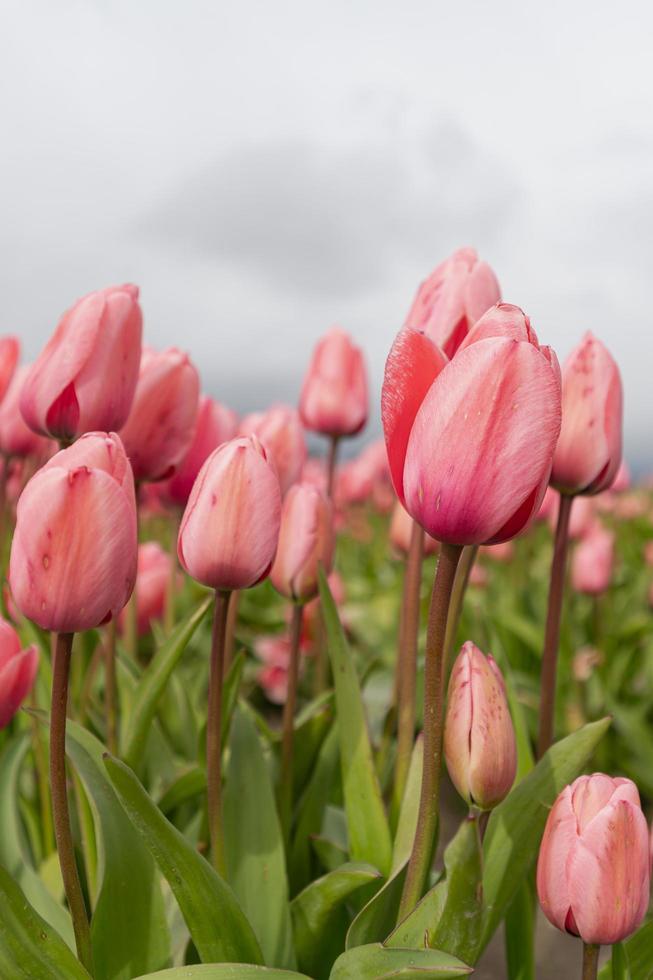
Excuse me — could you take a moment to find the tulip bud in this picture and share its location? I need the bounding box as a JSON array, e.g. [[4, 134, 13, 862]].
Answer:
[[165, 396, 238, 506], [239, 404, 306, 496], [537, 774, 650, 944], [254, 635, 293, 704], [0, 617, 38, 728], [337, 440, 391, 506], [389, 501, 439, 558], [551, 333, 623, 496], [20, 285, 142, 441], [405, 247, 501, 358], [0, 337, 19, 404], [119, 347, 200, 482], [571, 523, 615, 595], [270, 484, 334, 603], [118, 542, 173, 636], [299, 328, 368, 437], [178, 436, 281, 591], [444, 641, 517, 809], [9, 432, 137, 632], [0, 366, 53, 459]]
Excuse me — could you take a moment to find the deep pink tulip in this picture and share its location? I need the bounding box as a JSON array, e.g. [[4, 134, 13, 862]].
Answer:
[[384, 306, 561, 545], [239, 404, 306, 496], [20, 285, 142, 441], [165, 396, 238, 506], [551, 333, 623, 496], [119, 347, 200, 482], [0, 337, 19, 405], [537, 774, 650, 944], [9, 432, 137, 633], [118, 542, 173, 636], [572, 524, 615, 596], [0, 617, 38, 728], [389, 500, 439, 558], [270, 484, 334, 603], [178, 436, 281, 591], [299, 328, 368, 437], [0, 366, 53, 458], [444, 641, 516, 809], [405, 247, 500, 357]]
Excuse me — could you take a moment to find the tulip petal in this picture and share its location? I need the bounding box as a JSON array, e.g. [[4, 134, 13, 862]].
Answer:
[[0, 644, 38, 728], [536, 785, 578, 932]]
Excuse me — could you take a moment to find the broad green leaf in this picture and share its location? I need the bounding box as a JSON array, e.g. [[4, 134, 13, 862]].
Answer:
[[104, 755, 263, 966], [330, 942, 472, 979], [391, 735, 423, 873], [289, 722, 340, 893], [599, 922, 651, 980], [123, 597, 212, 770], [0, 865, 89, 979], [504, 877, 535, 980], [290, 693, 333, 800], [311, 836, 349, 874], [345, 862, 408, 949], [291, 862, 381, 979], [223, 709, 295, 968], [133, 967, 311, 979], [157, 766, 206, 817], [318, 569, 392, 877], [0, 734, 73, 948], [480, 717, 611, 955]]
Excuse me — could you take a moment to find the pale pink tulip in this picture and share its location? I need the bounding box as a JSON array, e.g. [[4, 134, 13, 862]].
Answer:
[[165, 397, 238, 506], [572, 524, 615, 595], [389, 501, 439, 558], [0, 617, 38, 728], [0, 337, 19, 405], [0, 366, 53, 458], [239, 404, 306, 495], [337, 440, 391, 506], [118, 542, 173, 636], [270, 484, 334, 603], [254, 635, 293, 704], [299, 328, 368, 437]]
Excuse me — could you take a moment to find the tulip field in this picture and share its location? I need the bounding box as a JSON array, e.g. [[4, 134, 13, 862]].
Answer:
[[1, 251, 652, 980]]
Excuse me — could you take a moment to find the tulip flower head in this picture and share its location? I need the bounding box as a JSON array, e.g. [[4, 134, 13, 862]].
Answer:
[[118, 541, 174, 636], [537, 774, 650, 945], [9, 432, 137, 633], [299, 328, 368, 437], [571, 523, 615, 596], [444, 641, 517, 809], [0, 365, 53, 459], [21, 285, 142, 441], [0, 337, 19, 404], [165, 396, 238, 506], [239, 404, 306, 496], [270, 483, 334, 603], [0, 617, 38, 728]]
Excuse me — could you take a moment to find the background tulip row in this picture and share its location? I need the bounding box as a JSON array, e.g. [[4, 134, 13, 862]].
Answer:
[[0, 252, 651, 980]]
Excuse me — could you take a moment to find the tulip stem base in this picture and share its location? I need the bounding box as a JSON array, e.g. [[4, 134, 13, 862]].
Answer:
[[582, 943, 600, 980], [50, 632, 93, 973], [279, 603, 304, 845], [537, 493, 573, 758], [207, 590, 231, 877], [398, 541, 463, 922]]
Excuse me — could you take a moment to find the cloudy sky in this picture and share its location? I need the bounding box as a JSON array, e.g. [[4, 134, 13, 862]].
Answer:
[[2, 1, 652, 465]]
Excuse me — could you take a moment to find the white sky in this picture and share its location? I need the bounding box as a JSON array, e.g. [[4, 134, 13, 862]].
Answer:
[[2, 0, 652, 464]]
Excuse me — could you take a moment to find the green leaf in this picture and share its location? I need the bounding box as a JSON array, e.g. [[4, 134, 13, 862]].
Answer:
[[123, 597, 212, 770], [504, 878, 535, 980], [391, 735, 423, 873], [0, 865, 90, 979], [223, 709, 295, 969], [291, 862, 381, 979], [345, 863, 408, 950], [599, 923, 651, 980], [0, 734, 73, 948], [157, 766, 206, 817], [480, 717, 611, 955], [104, 754, 263, 966], [311, 836, 349, 874], [132, 967, 311, 980], [329, 943, 472, 979], [289, 724, 340, 893], [318, 569, 392, 877]]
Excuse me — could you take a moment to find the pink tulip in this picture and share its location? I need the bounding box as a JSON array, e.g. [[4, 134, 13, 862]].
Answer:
[[572, 524, 615, 595], [270, 484, 334, 603], [444, 641, 516, 809], [549, 495, 596, 541], [299, 328, 368, 437], [537, 774, 650, 944], [118, 542, 173, 636], [302, 570, 346, 644], [0, 617, 38, 728], [165, 397, 238, 507], [337, 440, 391, 506], [119, 347, 200, 482], [389, 501, 439, 558], [611, 460, 631, 493], [254, 635, 294, 704], [384, 306, 561, 545], [482, 541, 514, 563], [551, 333, 623, 496], [9, 432, 137, 633], [0, 366, 53, 458], [535, 486, 558, 523], [0, 337, 19, 404], [178, 436, 281, 591], [239, 404, 306, 496], [20, 285, 142, 441], [405, 248, 500, 358]]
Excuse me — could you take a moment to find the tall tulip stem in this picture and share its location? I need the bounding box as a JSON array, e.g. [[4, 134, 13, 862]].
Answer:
[[443, 544, 478, 669], [538, 493, 573, 758], [581, 943, 600, 980], [50, 632, 93, 973], [104, 620, 118, 754], [391, 519, 424, 821], [398, 541, 463, 921], [207, 589, 231, 876], [279, 603, 304, 842]]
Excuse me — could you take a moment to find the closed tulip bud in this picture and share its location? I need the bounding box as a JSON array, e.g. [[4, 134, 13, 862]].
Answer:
[[0, 366, 53, 458], [118, 542, 174, 636], [9, 432, 137, 632], [178, 436, 281, 591], [537, 774, 650, 944], [240, 404, 306, 496], [571, 523, 615, 595], [120, 347, 200, 482], [254, 635, 293, 704], [444, 641, 516, 809], [0, 337, 19, 404], [551, 333, 623, 496], [270, 483, 334, 603], [20, 285, 142, 441], [389, 501, 439, 557], [384, 306, 561, 545], [299, 328, 368, 437], [165, 396, 238, 506], [0, 618, 38, 728], [405, 247, 500, 357]]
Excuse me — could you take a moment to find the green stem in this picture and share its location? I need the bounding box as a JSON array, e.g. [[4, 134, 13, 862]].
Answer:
[[397, 542, 463, 921], [279, 603, 304, 843], [207, 590, 231, 876], [104, 621, 118, 755], [582, 943, 600, 980], [50, 632, 93, 972], [224, 590, 240, 678], [537, 493, 573, 758]]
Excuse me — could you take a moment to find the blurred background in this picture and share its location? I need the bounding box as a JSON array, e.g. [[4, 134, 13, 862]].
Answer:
[[1, 0, 652, 468]]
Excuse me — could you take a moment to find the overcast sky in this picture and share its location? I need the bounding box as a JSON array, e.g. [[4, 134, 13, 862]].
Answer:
[[2, 1, 652, 466]]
